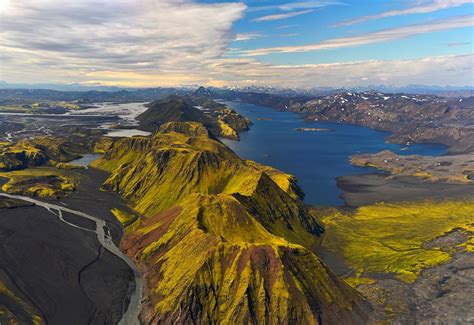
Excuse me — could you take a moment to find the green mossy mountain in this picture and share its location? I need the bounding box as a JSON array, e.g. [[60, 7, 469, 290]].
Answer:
[[0, 135, 112, 172], [0, 135, 111, 199], [137, 95, 251, 140], [137, 96, 214, 132], [93, 122, 371, 324]]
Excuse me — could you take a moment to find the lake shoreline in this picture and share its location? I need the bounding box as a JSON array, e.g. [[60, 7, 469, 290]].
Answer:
[[221, 101, 447, 206]]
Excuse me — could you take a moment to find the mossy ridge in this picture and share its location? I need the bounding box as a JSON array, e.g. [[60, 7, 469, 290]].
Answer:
[[215, 107, 252, 132], [122, 194, 369, 324], [0, 101, 81, 113], [0, 167, 78, 199], [0, 135, 110, 199], [94, 122, 321, 246], [0, 135, 113, 172], [96, 122, 370, 323], [0, 142, 47, 171], [136, 95, 251, 139], [316, 200, 474, 283]]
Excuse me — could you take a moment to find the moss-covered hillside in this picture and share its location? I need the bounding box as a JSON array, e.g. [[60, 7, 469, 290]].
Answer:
[[0, 135, 111, 199], [137, 96, 251, 140], [0, 135, 112, 172], [93, 121, 371, 324]]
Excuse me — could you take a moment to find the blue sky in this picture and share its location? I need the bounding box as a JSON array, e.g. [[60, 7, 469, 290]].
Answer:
[[0, 0, 473, 87], [225, 0, 473, 64]]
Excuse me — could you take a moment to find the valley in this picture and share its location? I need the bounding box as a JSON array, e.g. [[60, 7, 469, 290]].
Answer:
[[0, 87, 472, 324], [2, 0, 473, 323]]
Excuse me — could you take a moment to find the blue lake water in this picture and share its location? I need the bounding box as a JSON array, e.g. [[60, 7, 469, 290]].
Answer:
[[220, 101, 447, 206], [69, 154, 103, 168]]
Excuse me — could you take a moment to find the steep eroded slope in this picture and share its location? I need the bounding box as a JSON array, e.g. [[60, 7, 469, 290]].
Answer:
[[93, 122, 371, 324]]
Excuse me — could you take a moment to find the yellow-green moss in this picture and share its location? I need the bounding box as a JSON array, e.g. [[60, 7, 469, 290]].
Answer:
[[317, 200, 474, 283], [122, 193, 365, 324], [217, 119, 238, 139], [413, 171, 433, 179], [102, 123, 368, 323], [344, 277, 377, 288], [0, 167, 78, 199], [111, 208, 137, 226], [92, 126, 320, 248]]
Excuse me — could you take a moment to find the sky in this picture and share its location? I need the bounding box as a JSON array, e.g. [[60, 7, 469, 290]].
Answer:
[[0, 0, 473, 88]]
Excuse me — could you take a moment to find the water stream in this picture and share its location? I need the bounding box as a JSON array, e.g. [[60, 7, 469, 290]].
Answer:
[[0, 193, 144, 325]]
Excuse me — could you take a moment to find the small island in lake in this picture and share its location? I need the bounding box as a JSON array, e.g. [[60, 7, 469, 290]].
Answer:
[[294, 127, 334, 132]]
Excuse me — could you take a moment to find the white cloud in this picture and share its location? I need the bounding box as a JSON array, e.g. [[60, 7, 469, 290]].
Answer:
[[279, 33, 300, 37], [446, 41, 471, 46], [252, 9, 314, 22], [0, 0, 246, 76], [54, 54, 473, 88], [235, 32, 262, 41], [250, 1, 342, 12], [206, 54, 474, 87], [242, 15, 474, 56], [0, 0, 471, 88], [333, 0, 473, 27]]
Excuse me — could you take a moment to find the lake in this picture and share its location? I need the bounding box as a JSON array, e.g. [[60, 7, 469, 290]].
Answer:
[[69, 154, 103, 168], [220, 101, 446, 206]]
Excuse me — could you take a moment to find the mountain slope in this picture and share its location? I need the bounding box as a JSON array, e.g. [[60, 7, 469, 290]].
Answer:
[[92, 122, 371, 324], [137, 95, 251, 140], [137, 96, 214, 131]]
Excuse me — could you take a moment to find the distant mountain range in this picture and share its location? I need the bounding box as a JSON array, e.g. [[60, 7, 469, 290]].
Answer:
[[1, 81, 472, 97]]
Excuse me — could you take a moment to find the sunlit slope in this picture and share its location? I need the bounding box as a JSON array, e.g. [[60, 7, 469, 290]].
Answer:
[[316, 200, 474, 283], [0, 135, 111, 171], [0, 135, 110, 199], [93, 122, 371, 324], [0, 167, 76, 199], [137, 96, 251, 139], [93, 122, 323, 245]]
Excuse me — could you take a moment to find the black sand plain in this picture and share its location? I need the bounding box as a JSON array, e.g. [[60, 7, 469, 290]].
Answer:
[[0, 168, 136, 324]]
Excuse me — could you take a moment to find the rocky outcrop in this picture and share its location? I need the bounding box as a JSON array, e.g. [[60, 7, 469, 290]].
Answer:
[[93, 122, 372, 324], [386, 125, 474, 154], [350, 150, 474, 183], [216, 107, 252, 132]]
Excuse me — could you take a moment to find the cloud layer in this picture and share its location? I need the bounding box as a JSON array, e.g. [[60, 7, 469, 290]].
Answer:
[[0, 0, 472, 88], [249, 1, 342, 12], [0, 0, 246, 74], [74, 54, 473, 88], [242, 15, 474, 56], [252, 9, 314, 22], [205, 54, 473, 88], [333, 0, 472, 27]]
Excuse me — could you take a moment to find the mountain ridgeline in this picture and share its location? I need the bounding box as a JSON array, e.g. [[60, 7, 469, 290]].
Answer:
[[137, 89, 252, 140], [92, 122, 371, 324]]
